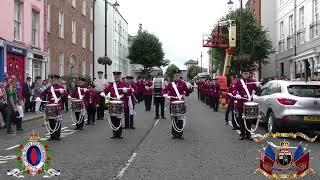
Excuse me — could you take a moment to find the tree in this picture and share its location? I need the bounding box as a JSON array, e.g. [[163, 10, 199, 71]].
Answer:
[[187, 66, 202, 80], [210, 9, 274, 76], [165, 64, 179, 80], [128, 31, 169, 76]]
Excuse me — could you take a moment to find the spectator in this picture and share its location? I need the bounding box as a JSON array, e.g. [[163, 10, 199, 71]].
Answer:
[[23, 77, 32, 112], [15, 98, 24, 131], [34, 80, 43, 114], [6, 77, 18, 134], [0, 82, 7, 129], [61, 80, 69, 112]]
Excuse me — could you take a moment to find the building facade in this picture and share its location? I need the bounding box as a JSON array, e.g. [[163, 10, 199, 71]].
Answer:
[[94, 0, 129, 81], [246, 0, 277, 80], [0, 0, 47, 86], [275, 0, 320, 80], [47, 0, 93, 79]]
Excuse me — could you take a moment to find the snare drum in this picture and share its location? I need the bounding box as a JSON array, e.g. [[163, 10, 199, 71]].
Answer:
[[45, 104, 62, 119], [108, 100, 124, 116], [71, 99, 84, 112], [170, 101, 186, 116], [243, 102, 259, 119]]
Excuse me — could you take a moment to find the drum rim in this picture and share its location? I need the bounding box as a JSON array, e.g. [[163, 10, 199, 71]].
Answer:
[[45, 104, 59, 107], [244, 102, 258, 106], [171, 100, 185, 104], [109, 100, 124, 104], [71, 99, 83, 102]]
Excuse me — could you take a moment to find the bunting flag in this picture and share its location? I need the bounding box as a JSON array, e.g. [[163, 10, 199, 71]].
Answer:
[[295, 152, 310, 175]]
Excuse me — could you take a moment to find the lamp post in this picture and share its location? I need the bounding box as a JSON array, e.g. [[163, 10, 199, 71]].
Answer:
[[227, 0, 243, 75], [200, 51, 203, 72], [105, 0, 119, 78]]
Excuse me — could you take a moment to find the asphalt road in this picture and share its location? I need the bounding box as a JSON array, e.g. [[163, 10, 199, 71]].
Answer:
[[0, 93, 319, 180]]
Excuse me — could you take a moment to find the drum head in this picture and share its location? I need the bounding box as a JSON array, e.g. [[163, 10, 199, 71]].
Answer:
[[171, 100, 185, 104], [46, 104, 59, 107], [110, 100, 123, 104], [72, 99, 83, 102], [244, 102, 258, 106]]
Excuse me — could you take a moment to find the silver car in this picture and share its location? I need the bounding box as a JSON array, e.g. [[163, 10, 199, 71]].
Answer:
[[253, 80, 320, 133]]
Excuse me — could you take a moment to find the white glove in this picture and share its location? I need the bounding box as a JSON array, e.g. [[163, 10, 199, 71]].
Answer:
[[145, 86, 149, 90], [67, 95, 71, 99], [35, 97, 41, 102], [235, 94, 241, 99], [100, 92, 106, 97], [163, 94, 170, 99], [256, 83, 261, 88], [59, 89, 64, 94], [227, 93, 233, 97], [123, 88, 128, 93], [84, 88, 88, 92]]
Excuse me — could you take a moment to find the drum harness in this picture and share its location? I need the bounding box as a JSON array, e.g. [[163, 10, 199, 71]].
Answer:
[[69, 87, 87, 125]]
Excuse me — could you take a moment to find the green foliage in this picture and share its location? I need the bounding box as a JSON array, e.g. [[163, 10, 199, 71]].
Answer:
[[210, 9, 274, 75], [165, 64, 179, 80], [187, 66, 202, 80], [128, 31, 168, 75]]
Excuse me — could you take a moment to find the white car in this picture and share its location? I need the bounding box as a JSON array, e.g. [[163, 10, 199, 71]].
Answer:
[[253, 80, 320, 133]]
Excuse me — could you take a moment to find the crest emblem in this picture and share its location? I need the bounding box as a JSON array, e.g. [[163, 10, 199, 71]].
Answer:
[[7, 131, 61, 178]]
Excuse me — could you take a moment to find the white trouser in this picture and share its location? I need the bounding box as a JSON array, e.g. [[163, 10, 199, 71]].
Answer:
[[35, 101, 41, 112]]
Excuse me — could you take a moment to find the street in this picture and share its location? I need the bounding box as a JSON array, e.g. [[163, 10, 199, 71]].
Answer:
[[0, 93, 320, 180]]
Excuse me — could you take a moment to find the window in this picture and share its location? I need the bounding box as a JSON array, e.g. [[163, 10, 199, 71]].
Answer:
[[299, 7, 304, 30], [14, 0, 22, 40], [72, 0, 76, 8], [72, 21, 76, 44], [82, 61, 86, 76], [261, 83, 271, 96], [90, 7, 93, 21], [82, 0, 86, 16], [31, 10, 39, 47], [33, 60, 42, 79], [90, 32, 93, 51], [59, 11, 64, 38], [313, 0, 319, 22], [269, 83, 282, 94], [82, 28, 86, 48], [289, 15, 293, 35], [59, 53, 64, 76], [280, 21, 284, 40], [47, 4, 51, 32], [288, 85, 320, 98]]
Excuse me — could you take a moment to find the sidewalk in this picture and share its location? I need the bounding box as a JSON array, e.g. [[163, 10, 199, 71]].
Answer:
[[0, 112, 43, 126]]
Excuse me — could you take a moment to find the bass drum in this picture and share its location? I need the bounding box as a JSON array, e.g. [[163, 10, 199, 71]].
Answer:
[[108, 100, 124, 116], [45, 104, 62, 119], [170, 100, 186, 116]]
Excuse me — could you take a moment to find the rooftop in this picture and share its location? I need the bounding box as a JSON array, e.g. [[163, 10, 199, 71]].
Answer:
[[184, 59, 198, 65]]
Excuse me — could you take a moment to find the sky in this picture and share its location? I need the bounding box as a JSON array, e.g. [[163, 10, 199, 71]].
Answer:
[[118, 0, 246, 70]]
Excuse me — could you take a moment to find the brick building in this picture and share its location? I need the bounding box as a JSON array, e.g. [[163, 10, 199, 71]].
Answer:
[[47, 0, 93, 79]]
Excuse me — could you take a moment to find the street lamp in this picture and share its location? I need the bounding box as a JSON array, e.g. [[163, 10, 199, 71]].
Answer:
[[105, 1, 120, 78], [227, 0, 243, 75]]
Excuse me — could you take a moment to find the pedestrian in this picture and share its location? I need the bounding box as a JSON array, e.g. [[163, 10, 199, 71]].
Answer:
[[124, 76, 137, 129], [211, 78, 220, 112], [15, 98, 24, 131], [153, 73, 166, 120], [162, 69, 190, 139], [94, 71, 108, 120], [234, 68, 261, 140], [6, 77, 18, 134], [0, 82, 7, 129], [144, 76, 153, 111], [34, 80, 43, 114], [23, 77, 32, 112], [61, 80, 69, 112], [102, 71, 132, 139], [84, 82, 99, 126], [70, 78, 87, 130]]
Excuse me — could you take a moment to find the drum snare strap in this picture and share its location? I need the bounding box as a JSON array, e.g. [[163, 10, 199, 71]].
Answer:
[[172, 82, 182, 100], [113, 83, 120, 100], [240, 79, 251, 101]]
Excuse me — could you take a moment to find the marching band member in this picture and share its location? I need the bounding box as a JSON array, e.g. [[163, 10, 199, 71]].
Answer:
[[162, 69, 189, 139], [234, 68, 261, 140], [153, 72, 166, 120], [124, 76, 137, 129], [225, 75, 239, 129], [211, 78, 220, 112], [103, 71, 132, 139], [40, 74, 66, 141], [94, 71, 108, 121], [144, 76, 153, 111], [70, 78, 87, 130], [136, 76, 144, 103], [84, 83, 99, 125]]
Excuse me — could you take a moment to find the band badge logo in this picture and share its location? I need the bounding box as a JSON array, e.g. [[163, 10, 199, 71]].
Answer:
[[7, 131, 61, 178], [255, 140, 315, 179]]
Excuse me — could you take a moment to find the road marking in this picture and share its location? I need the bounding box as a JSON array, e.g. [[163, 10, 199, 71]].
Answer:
[[153, 119, 159, 127], [0, 161, 7, 164], [45, 126, 68, 135], [5, 145, 19, 151], [116, 153, 138, 178]]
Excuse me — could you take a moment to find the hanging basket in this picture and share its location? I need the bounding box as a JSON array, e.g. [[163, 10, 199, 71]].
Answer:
[[97, 56, 112, 65]]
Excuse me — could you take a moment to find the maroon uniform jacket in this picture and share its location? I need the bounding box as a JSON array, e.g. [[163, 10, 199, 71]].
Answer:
[[234, 78, 261, 109], [103, 81, 132, 108], [161, 79, 189, 102], [144, 80, 153, 96], [41, 84, 66, 104], [210, 83, 220, 98], [128, 82, 138, 108], [136, 80, 144, 95], [83, 89, 99, 109], [70, 86, 86, 99], [227, 84, 236, 108]]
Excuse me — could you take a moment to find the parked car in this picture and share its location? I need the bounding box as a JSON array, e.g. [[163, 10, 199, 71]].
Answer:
[[253, 80, 320, 133]]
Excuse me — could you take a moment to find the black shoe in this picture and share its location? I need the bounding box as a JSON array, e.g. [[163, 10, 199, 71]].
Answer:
[[110, 136, 117, 139], [172, 136, 177, 139], [79, 128, 83, 130], [118, 136, 123, 139], [74, 127, 79, 130], [239, 136, 245, 140], [178, 137, 184, 139], [92, 122, 95, 125], [225, 122, 229, 125], [56, 137, 62, 141], [154, 117, 159, 120], [246, 136, 253, 141]]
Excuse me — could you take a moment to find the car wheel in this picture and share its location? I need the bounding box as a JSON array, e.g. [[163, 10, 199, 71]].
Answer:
[[267, 112, 279, 133]]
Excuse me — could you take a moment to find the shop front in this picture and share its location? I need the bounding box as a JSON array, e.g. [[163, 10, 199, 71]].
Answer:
[[6, 43, 27, 97], [27, 49, 47, 81]]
